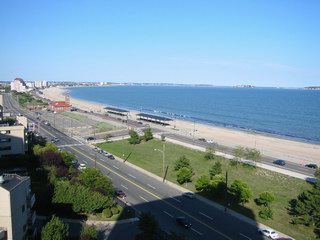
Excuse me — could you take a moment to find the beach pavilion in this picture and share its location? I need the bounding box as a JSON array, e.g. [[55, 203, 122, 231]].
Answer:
[[104, 107, 129, 117], [136, 113, 172, 126]]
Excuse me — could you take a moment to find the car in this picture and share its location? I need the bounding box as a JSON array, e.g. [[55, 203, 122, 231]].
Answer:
[[273, 159, 286, 166], [206, 139, 215, 144], [182, 192, 195, 199], [198, 138, 206, 142], [115, 189, 126, 198], [258, 228, 279, 239], [107, 154, 115, 160], [51, 137, 59, 143], [86, 136, 96, 141], [93, 147, 99, 151], [44, 121, 51, 126], [175, 217, 192, 228], [78, 163, 86, 170], [305, 163, 318, 169]]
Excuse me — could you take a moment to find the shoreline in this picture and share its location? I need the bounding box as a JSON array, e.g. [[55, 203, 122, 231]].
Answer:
[[42, 86, 320, 164]]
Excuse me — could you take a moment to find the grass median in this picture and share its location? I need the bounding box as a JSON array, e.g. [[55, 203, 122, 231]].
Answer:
[[97, 139, 314, 240]]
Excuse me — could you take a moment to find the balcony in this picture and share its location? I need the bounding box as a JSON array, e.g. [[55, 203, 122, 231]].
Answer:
[[0, 227, 7, 240], [27, 210, 36, 227], [27, 193, 35, 208]]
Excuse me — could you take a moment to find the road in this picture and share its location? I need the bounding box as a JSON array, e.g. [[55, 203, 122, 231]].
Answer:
[[3, 93, 281, 240]]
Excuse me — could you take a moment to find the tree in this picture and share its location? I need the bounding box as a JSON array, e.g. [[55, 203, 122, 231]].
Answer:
[[41, 215, 69, 240], [233, 146, 245, 164], [60, 151, 76, 167], [209, 161, 222, 178], [177, 167, 193, 184], [259, 206, 274, 220], [174, 155, 190, 171], [136, 212, 159, 240], [195, 175, 211, 192], [255, 192, 275, 206], [161, 134, 166, 141], [128, 130, 141, 144], [244, 148, 261, 164], [80, 224, 98, 240], [143, 128, 153, 141], [105, 134, 113, 142], [204, 144, 215, 160], [78, 168, 114, 196], [315, 168, 320, 179], [230, 179, 252, 205], [33, 142, 59, 156]]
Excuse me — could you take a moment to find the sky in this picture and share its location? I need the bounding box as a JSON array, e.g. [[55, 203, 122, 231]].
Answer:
[[0, 1, 320, 87]]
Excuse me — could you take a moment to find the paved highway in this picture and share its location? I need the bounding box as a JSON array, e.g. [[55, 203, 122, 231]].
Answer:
[[3, 93, 277, 239]]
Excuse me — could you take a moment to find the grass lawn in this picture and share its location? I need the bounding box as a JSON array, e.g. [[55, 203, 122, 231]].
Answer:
[[94, 122, 118, 132], [62, 112, 88, 121], [98, 139, 315, 240]]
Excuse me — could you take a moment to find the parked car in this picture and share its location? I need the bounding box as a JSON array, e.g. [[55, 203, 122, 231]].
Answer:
[[51, 137, 59, 143], [86, 136, 96, 141], [258, 228, 279, 239], [44, 121, 51, 126], [206, 139, 215, 144], [273, 159, 286, 166], [115, 189, 126, 198], [78, 163, 86, 170], [176, 217, 192, 228], [107, 154, 115, 160], [182, 192, 195, 199], [93, 147, 99, 151], [305, 163, 318, 169], [198, 138, 206, 142]]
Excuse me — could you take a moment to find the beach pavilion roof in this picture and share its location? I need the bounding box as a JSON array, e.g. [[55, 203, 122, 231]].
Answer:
[[136, 113, 172, 125], [104, 107, 129, 116]]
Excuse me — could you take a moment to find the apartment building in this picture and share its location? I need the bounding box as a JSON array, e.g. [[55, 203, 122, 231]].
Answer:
[[0, 174, 36, 240], [10, 78, 28, 93]]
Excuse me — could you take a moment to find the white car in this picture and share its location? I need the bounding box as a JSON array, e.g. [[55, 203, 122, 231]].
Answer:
[[182, 192, 195, 199], [258, 228, 279, 239], [78, 163, 86, 170], [206, 139, 215, 144]]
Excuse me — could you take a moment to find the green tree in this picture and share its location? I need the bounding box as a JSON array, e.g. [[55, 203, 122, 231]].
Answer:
[[136, 212, 159, 240], [33, 142, 59, 156], [255, 192, 275, 206], [259, 206, 274, 220], [230, 179, 252, 205], [204, 144, 215, 160], [60, 151, 76, 167], [143, 128, 153, 141], [41, 215, 69, 240], [128, 130, 141, 144], [195, 175, 211, 192], [244, 148, 261, 164], [80, 224, 98, 240], [315, 168, 320, 179], [174, 155, 190, 171], [78, 168, 114, 196], [233, 146, 245, 164], [209, 161, 222, 178], [177, 167, 193, 184]]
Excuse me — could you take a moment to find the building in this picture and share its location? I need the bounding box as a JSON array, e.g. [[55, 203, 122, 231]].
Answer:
[[10, 78, 28, 93], [0, 174, 36, 240], [48, 93, 71, 113], [0, 116, 28, 157], [34, 81, 48, 89]]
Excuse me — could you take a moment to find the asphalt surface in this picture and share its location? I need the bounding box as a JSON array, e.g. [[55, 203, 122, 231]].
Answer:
[[3, 93, 289, 240]]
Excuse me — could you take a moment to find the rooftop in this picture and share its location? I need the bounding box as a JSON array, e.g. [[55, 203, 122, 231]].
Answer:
[[0, 174, 29, 192], [137, 113, 172, 122], [104, 107, 129, 113]]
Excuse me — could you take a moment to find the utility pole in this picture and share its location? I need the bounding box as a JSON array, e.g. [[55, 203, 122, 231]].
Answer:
[[225, 170, 228, 212]]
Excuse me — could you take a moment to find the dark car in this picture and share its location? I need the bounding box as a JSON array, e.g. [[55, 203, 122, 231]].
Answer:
[[305, 164, 318, 169], [273, 160, 286, 166], [176, 217, 192, 228], [107, 154, 115, 160], [86, 137, 96, 141], [115, 189, 126, 198]]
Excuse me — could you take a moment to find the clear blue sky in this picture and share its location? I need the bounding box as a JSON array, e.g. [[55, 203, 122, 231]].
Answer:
[[1, 1, 319, 87]]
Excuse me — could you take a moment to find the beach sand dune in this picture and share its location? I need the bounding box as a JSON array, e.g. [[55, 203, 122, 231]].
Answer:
[[43, 87, 320, 164]]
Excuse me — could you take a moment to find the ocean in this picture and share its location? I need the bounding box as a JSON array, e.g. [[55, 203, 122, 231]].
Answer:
[[67, 86, 320, 143]]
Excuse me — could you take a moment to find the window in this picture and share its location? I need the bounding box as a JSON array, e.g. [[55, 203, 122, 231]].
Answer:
[[23, 224, 26, 232], [0, 146, 11, 151], [22, 204, 25, 212], [0, 138, 11, 143], [0, 130, 10, 134]]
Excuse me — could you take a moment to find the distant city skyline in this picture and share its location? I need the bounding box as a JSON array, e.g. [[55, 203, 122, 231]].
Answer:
[[0, 1, 319, 87]]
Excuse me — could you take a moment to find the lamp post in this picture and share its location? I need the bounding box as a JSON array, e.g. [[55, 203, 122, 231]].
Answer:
[[154, 143, 165, 179]]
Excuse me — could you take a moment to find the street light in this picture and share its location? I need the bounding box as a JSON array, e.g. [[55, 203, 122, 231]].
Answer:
[[154, 143, 165, 179]]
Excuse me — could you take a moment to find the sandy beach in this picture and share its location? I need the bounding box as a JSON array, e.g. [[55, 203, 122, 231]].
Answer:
[[43, 87, 320, 164]]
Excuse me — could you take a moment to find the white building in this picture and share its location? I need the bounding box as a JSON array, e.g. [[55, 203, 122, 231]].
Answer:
[[0, 174, 36, 240], [34, 81, 48, 89], [10, 78, 28, 93]]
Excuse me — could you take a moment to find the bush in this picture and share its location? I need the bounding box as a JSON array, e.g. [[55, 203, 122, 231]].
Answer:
[[174, 156, 190, 171], [128, 130, 141, 144], [195, 175, 211, 192], [255, 192, 275, 206], [229, 179, 252, 205], [111, 206, 120, 215], [102, 208, 113, 218], [177, 167, 193, 184], [143, 128, 153, 141], [209, 161, 222, 178], [41, 215, 69, 240], [259, 206, 273, 220], [80, 224, 98, 240]]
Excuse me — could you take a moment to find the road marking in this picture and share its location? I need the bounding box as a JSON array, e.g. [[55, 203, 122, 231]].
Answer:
[[147, 184, 156, 189], [169, 196, 181, 203], [121, 184, 128, 190], [68, 146, 233, 240], [83, 160, 88, 164], [100, 159, 106, 162], [239, 233, 251, 240], [139, 196, 148, 202], [191, 228, 203, 236], [113, 165, 119, 169], [90, 153, 95, 156], [128, 174, 136, 179], [163, 211, 173, 218], [199, 212, 213, 220]]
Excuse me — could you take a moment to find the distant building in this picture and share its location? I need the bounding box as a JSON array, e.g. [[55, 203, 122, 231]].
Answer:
[[0, 174, 36, 240], [48, 93, 71, 113], [10, 78, 28, 92], [34, 81, 48, 89]]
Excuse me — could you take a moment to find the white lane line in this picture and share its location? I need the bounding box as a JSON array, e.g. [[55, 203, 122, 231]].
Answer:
[[113, 165, 119, 169], [239, 233, 251, 240], [191, 228, 203, 236], [100, 159, 106, 162], [128, 174, 136, 179], [147, 184, 156, 189], [121, 184, 128, 190], [199, 212, 213, 220], [163, 211, 174, 218], [83, 160, 88, 164], [169, 196, 181, 203], [90, 153, 95, 156], [139, 196, 148, 202]]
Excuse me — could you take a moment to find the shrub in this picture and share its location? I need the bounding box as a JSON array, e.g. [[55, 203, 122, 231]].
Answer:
[[230, 179, 252, 205], [177, 167, 193, 184], [174, 156, 190, 171], [259, 206, 273, 220], [80, 224, 98, 240], [255, 192, 275, 206], [209, 161, 222, 178], [111, 206, 120, 215], [195, 175, 211, 192], [128, 130, 141, 144], [102, 208, 113, 218], [41, 215, 69, 240]]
